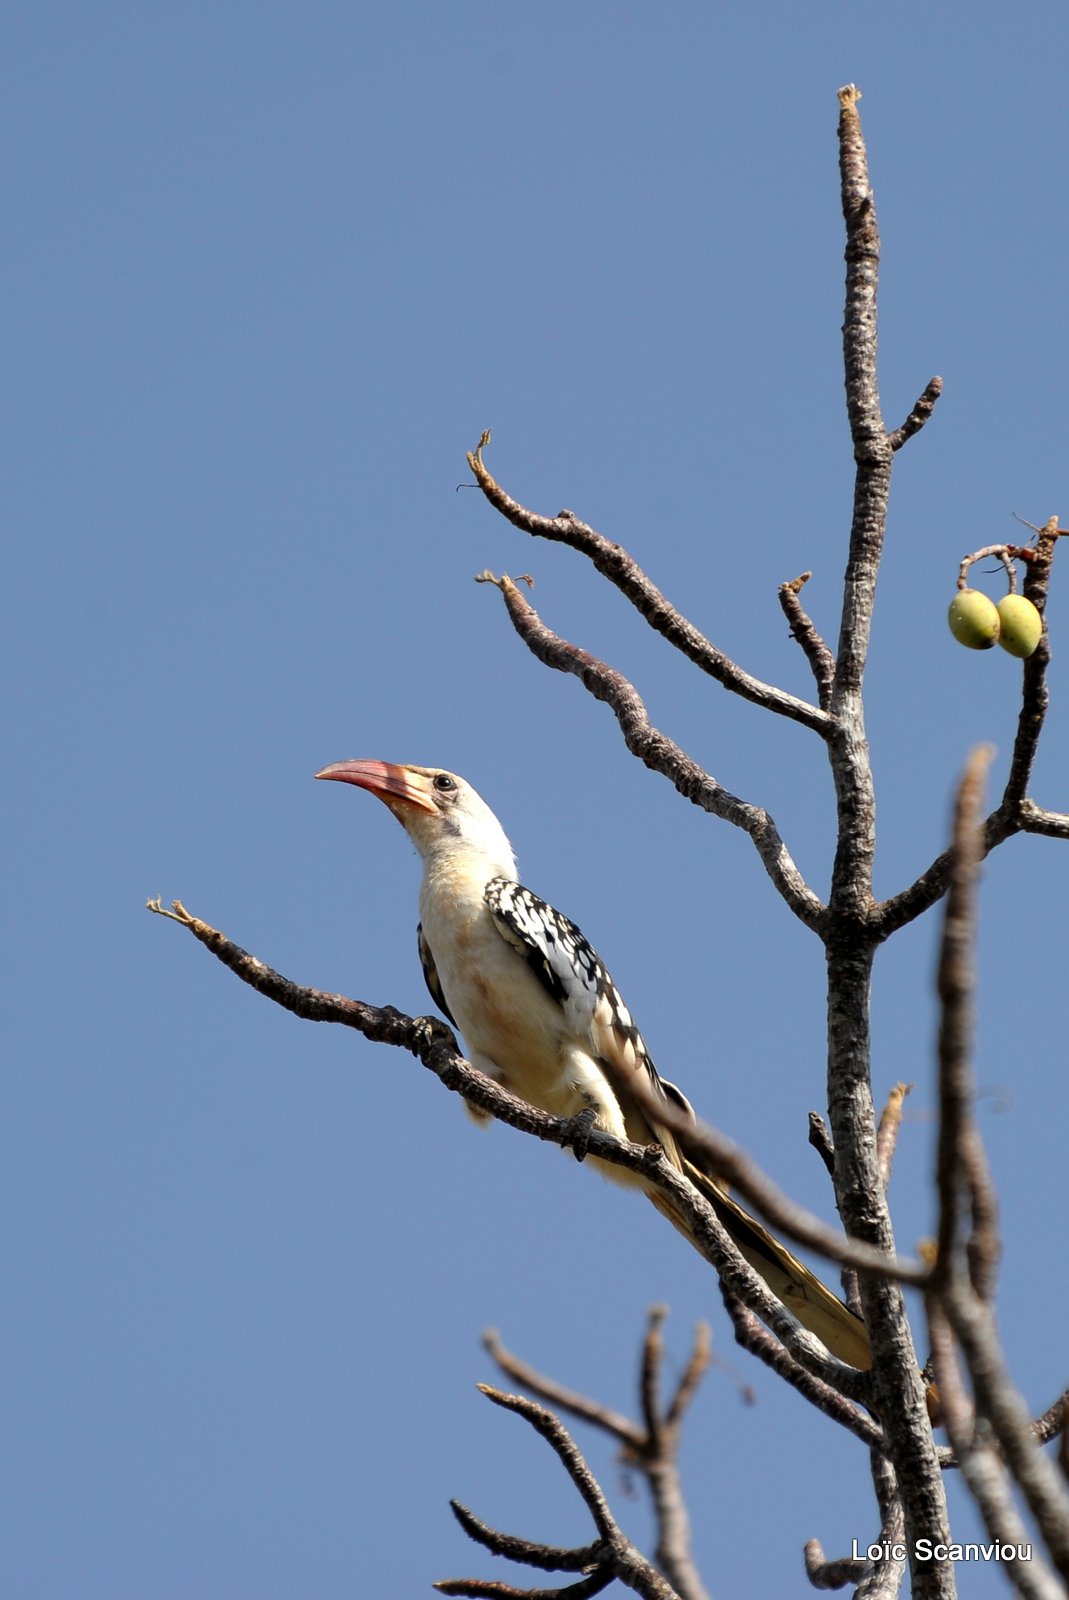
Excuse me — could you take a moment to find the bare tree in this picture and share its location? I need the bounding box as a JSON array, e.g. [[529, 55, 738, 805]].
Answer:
[[150, 86, 1069, 1597]]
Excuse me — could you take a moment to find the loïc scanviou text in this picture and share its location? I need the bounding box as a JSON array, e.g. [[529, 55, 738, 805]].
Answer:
[[851, 1540, 1032, 1563]]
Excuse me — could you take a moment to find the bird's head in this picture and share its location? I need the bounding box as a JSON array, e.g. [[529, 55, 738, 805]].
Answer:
[[315, 760, 517, 877]]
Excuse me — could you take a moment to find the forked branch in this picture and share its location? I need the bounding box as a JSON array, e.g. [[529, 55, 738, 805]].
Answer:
[[437, 1385, 682, 1599], [484, 1311, 713, 1600]]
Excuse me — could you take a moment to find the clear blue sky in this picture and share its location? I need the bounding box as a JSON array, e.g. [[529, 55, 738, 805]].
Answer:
[[6, 4, 1069, 1595]]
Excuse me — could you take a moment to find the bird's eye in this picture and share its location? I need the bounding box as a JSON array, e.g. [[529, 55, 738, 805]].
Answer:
[[433, 773, 457, 793]]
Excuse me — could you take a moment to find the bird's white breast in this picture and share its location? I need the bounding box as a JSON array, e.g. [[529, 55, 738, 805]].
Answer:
[[418, 855, 621, 1127]]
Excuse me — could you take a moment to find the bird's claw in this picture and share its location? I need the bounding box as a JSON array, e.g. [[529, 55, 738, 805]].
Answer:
[[412, 1015, 456, 1053], [562, 1106, 599, 1164]]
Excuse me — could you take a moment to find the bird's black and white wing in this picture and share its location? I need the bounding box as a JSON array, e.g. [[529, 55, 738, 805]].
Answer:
[[484, 877, 677, 1118], [417, 920, 457, 1026]]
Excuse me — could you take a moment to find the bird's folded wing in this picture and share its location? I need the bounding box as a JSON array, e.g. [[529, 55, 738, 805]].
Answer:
[[484, 877, 671, 1140], [417, 921, 457, 1026]]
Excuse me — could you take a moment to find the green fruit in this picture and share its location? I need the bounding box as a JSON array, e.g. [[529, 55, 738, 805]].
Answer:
[[996, 594, 1043, 658], [948, 589, 1000, 650]]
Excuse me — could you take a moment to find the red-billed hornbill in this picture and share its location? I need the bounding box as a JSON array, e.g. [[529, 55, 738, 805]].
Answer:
[[316, 759, 870, 1370]]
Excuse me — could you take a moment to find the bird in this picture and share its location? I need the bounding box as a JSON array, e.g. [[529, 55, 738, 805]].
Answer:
[[315, 758, 871, 1371]]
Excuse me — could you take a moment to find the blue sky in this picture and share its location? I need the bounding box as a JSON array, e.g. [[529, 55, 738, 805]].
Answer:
[[6, 4, 1069, 1595]]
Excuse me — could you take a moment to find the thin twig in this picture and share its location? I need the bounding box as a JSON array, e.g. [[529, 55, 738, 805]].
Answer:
[[1002, 518, 1059, 811], [886, 376, 943, 452], [478, 1388, 618, 1537], [803, 1541, 868, 1590], [636, 1310, 711, 1600], [1032, 1389, 1069, 1448], [436, 1567, 614, 1598], [638, 1306, 667, 1444], [811, 1101, 864, 1319], [1019, 801, 1069, 840], [778, 572, 835, 710], [483, 1330, 643, 1449], [448, 1500, 602, 1572], [876, 1083, 912, 1191], [807, 1113, 836, 1177], [664, 1322, 712, 1431]]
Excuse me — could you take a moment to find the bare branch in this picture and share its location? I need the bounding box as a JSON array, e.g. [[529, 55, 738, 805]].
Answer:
[[1019, 800, 1069, 839], [1033, 1389, 1069, 1448], [868, 807, 1016, 940], [808, 1449, 941, 1600], [836, 84, 885, 453], [932, 746, 999, 1300], [638, 1305, 667, 1443], [466, 437, 832, 737], [436, 1566, 614, 1598], [475, 572, 827, 930], [941, 1286, 1069, 1584], [635, 1310, 711, 1600], [478, 1387, 618, 1539], [486, 1313, 710, 1600], [1001, 518, 1060, 810], [482, 1329, 644, 1451], [448, 1499, 602, 1572], [146, 897, 451, 1049], [927, 1308, 1067, 1600], [635, 1072, 928, 1291], [807, 1113, 836, 1177], [439, 1386, 684, 1600], [778, 571, 835, 710], [886, 376, 943, 452], [664, 1321, 712, 1432], [955, 543, 1022, 593], [720, 1290, 883, 1449], [803, 1540, 868, 1590], [876, 1083, 912, 1191], [927, 752, 1069, 1582], [831, 81, 891, 776]]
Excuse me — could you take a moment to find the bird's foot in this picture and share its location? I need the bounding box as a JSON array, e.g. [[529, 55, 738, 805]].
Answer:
[[411, 1014, 456, 1053], [561, 1106, 598, 1164]]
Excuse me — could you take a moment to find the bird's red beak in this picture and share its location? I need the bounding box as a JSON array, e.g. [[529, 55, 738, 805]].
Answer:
[[314, 759, 438, 815]]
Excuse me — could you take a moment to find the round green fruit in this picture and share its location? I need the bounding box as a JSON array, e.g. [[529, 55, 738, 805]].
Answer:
[[996, 594, 1042, 658], [948, 589, 1000, 650]]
